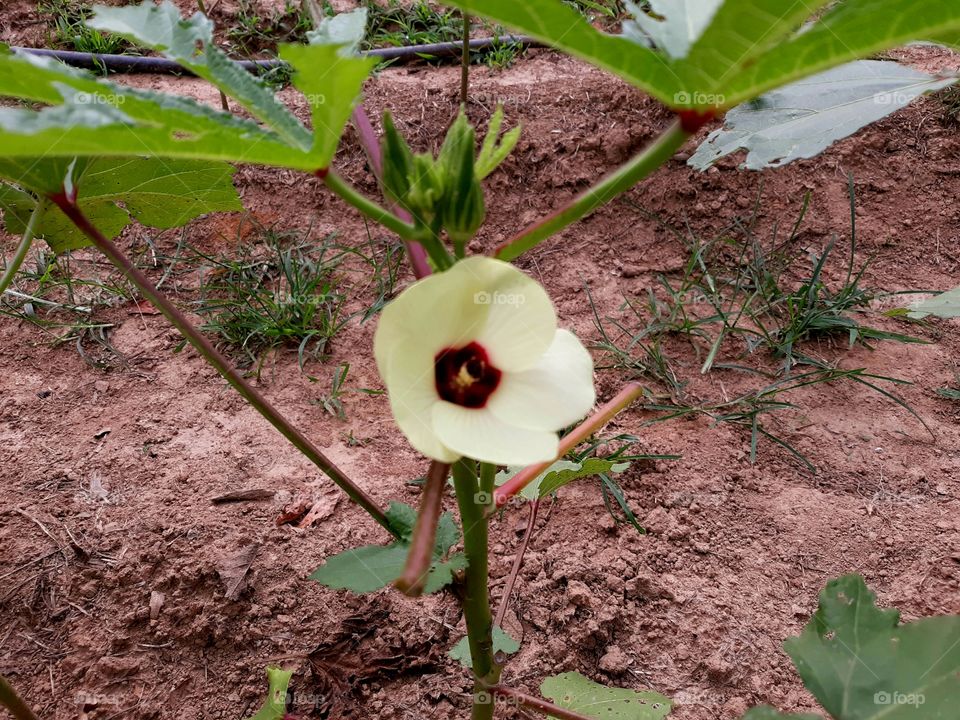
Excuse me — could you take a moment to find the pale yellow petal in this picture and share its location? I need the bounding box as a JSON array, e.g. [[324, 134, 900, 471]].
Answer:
[[432, 402, 558, 465], [488, 329, 595, 431]]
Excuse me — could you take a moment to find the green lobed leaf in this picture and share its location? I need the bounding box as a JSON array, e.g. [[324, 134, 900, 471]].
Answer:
[[624, 0, 725, 60], [784, 574, 960, 720], [0, 19, 374, 172], [434, 512, 461, 558], [907, 285, 960, 319], [0, 50, 310, 167], [385, 501, 418, 540], [307, 7, 368, 52], [448, 626, 520, 669], [690, 61, 956, 170], [496, 459, 630, 501], [721, 0, 960, 107], [309, 544, 410, 593], [89, 1, 312, 149], [438, 0, 683, 105], [310, 505, 465, 594], [0, 157, 241, 253], [540, 672, 672, 720], [676, 0, 834, 103], [443, 0, 960, 112], [244, 666, 293, 720], [279, 43, 378, 167]]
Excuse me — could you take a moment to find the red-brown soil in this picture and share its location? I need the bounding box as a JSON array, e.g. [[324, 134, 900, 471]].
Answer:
[[2, 5, 960, 720]]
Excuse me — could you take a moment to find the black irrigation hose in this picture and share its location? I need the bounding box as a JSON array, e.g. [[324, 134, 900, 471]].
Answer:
[[13, 35, 539, 75]]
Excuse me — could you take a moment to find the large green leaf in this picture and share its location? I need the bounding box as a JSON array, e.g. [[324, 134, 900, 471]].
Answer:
[[0, 8, 373, 172], [88, 1, 375, 165], [540, 672, 672, 720], [623, 0, 725, 60], [784, 574, 960, 719], [279, 43, 377, 165], [0, 157, 241, 253], [673, 0, 834, 100], [437, 0, 683, 105], [722, 0, 960, 106], [89, 1, 311, 149], [690, 61, 956, 170], [0, 50, 309, 167], [441, 0, 960, 112], [907, 285, 960, 319], [307, 7, 368, 51], [310, 503, 466, 595]]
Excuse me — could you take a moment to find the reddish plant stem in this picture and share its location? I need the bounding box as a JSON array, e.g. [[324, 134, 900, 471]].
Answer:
[[490, 685, 596, 720], [493, 499, 539, 629], [492, 382, 644, 510], [0, 676, 39, 720], [351, 105, 431, 279], [395, 460, 450, 596], [50, 192, 396, 538]]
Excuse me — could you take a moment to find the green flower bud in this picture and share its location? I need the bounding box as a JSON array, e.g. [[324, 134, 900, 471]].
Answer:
[[436, 110, 485, 247], [380, 111, 416, 207]]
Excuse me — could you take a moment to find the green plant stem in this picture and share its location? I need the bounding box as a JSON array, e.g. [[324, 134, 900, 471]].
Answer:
[[321, 169, 454, 270], [452, 458, 499, 720], [0, 676, 39, 720], [396, 460, 449, 596], [495, 121, 691, 261], [492, 381, 644, 510], [0, 198, 46, 297], [322, 170, 422, 242], [50, 193, 397, 539]]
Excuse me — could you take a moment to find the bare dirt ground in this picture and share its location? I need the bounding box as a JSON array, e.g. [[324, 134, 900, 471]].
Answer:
[[2, 5, 960, 720]]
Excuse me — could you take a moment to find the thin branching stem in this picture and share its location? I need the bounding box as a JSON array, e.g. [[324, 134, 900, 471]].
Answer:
[[50, 192, 397, 538], [321, 169, 422, 242], [494, 498, 539, 629]]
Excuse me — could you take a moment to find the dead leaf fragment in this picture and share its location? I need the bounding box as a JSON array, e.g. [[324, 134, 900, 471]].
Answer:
[[276, 494, 312, 526], [215, 543, 259, 600], [297, 494, 340, 528]]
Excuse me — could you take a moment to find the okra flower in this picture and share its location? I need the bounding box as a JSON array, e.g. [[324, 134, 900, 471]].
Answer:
[[374, 257, 595, 465]]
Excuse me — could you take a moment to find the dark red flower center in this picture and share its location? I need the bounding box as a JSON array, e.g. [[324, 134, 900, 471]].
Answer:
[[435, 342, 501, 408]]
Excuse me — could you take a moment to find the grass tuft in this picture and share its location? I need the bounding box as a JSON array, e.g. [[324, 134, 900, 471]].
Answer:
[[191, 226, 348, 373], [39, 0, 137, 55], [592, 179, 930, 471]]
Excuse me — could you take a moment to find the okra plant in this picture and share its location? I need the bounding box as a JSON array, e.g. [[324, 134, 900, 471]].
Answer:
[[1, 1, 959, 718]]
